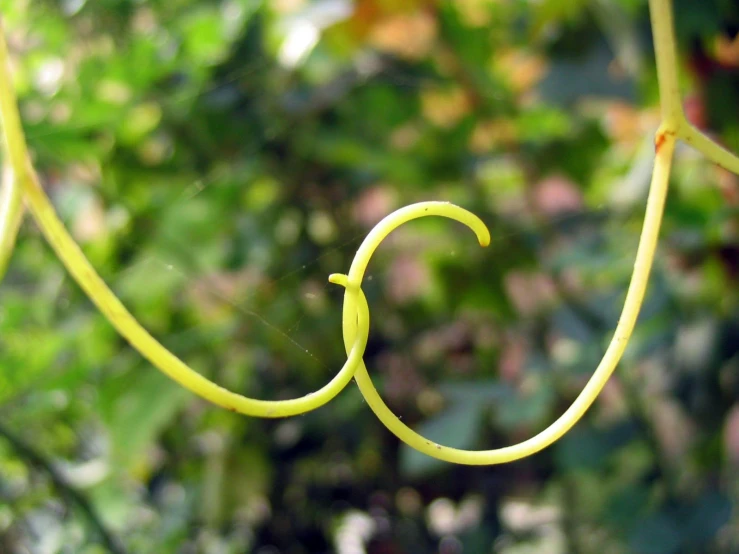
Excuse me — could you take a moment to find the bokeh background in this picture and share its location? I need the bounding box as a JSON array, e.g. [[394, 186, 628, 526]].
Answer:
[[1, 0, 739, 553]]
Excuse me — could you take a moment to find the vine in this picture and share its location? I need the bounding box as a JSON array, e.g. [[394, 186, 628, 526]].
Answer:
[[1, 0, 738, 465]]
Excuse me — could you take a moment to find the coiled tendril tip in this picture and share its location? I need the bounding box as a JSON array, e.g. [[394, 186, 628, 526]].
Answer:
[[328, 273, 349, 287]]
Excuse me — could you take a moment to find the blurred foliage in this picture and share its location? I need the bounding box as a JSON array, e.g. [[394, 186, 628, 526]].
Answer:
[[1, 0, 738, 553]]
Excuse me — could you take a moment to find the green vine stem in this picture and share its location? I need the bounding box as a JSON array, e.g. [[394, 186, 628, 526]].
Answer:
[[0, 161, 23, 277], [0, 19, 24, 278], [333, 138, 673, 463], [681, 122, 739, 174], [648, 0, 683, 126], [1, 0, 739, 465]]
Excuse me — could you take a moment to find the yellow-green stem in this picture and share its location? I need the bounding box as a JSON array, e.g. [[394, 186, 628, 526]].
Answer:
[[648, 0, 684, 128], [0, 19, 31, 173], [0, 17, 369, 419], [0, 0, 738, 465], [681, 123, 739, 174], [0, 19, 25, 278], [336, 138, 672, 463], [0, 163, 23, 277]]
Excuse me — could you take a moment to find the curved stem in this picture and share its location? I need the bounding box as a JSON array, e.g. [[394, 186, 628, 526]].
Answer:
[[337, 140, 673, 464], [0, 0, 737, 466], [0, 19, 368, 419], [14, 161, 372, 416]]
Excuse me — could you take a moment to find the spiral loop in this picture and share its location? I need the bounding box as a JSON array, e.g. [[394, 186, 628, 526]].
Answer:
[[331, 178, 670, 464]]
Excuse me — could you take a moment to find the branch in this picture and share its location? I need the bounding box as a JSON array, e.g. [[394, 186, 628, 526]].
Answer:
[[648, 0, 739, 174], [680, 123, 739, 174], [0, 421, 127, 554]]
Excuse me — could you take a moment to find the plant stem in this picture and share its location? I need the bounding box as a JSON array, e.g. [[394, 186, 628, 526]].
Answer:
[[681, 123, 739, 174], [0, 19, 371, 419], [0, 421, 127, 554], [648, 0, 684, 128], [0, 0, 738, 465], [0, 163, 23, 278], [0, 19, 31, 173], [0, 18, 25, 280], [649, 0, 739, 179]]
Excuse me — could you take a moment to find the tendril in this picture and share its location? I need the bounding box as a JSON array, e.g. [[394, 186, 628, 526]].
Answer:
[[335, 149, 672, 463], [2, 0, 739, 465]]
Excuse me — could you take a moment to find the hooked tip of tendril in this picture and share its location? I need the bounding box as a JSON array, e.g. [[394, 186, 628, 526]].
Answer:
[[328, 273, 349, 287], [476, 226, 491, 248]]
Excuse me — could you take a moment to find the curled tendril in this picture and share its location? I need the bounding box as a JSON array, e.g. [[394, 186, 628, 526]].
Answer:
[[332, 160, 671, 465], [3, 0, 739, 465]]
